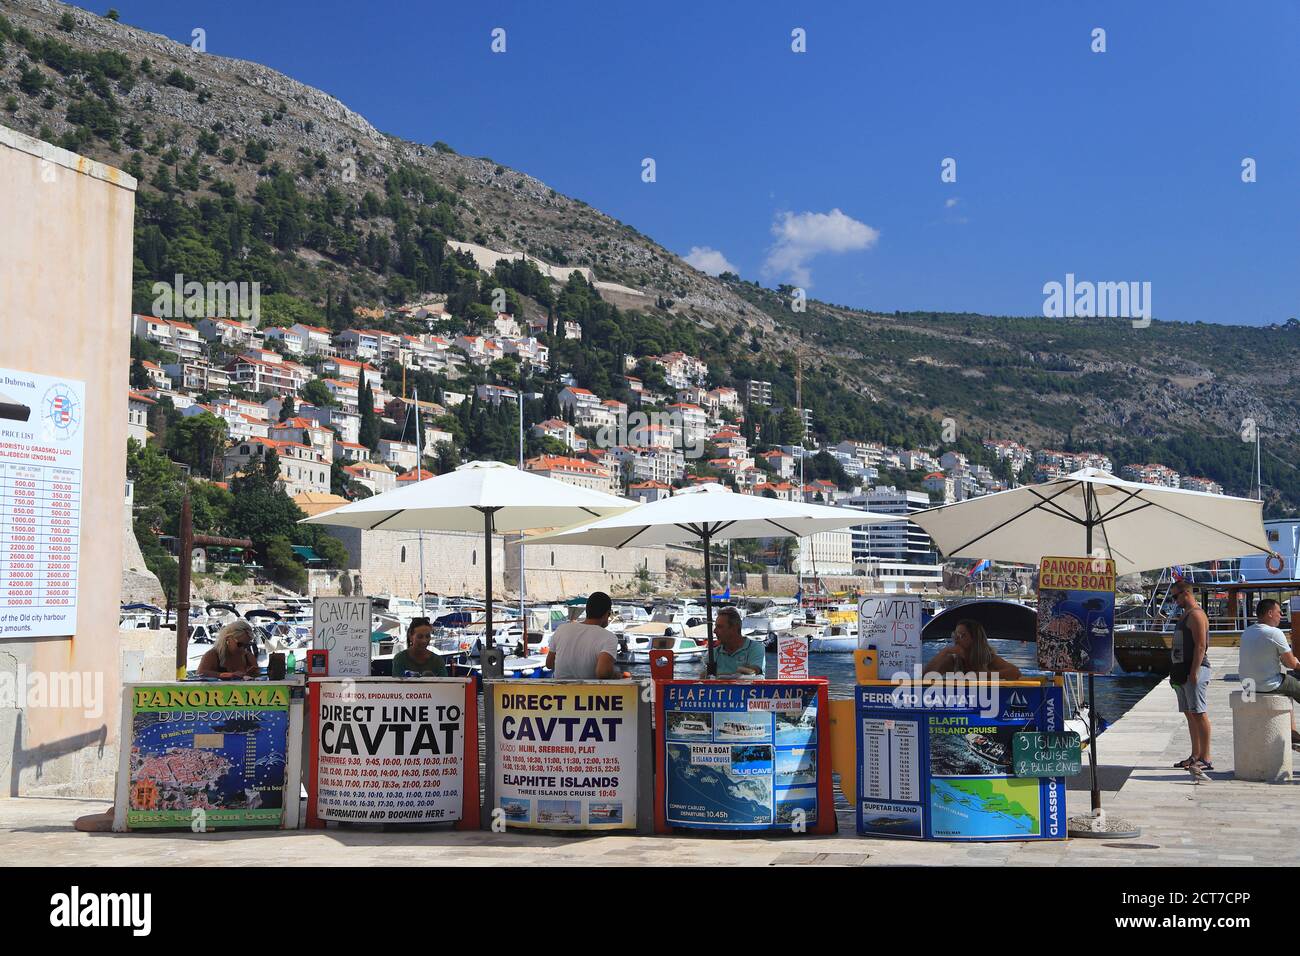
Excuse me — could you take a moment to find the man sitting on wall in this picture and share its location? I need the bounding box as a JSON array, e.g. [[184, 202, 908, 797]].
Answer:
[[1240, 598, 1300, 748]]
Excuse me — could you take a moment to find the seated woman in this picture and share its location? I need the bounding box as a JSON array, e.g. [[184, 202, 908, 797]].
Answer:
[[923, 619, 1022, 680], [391, 618, 447, 677], [197, 620, 261, 680]]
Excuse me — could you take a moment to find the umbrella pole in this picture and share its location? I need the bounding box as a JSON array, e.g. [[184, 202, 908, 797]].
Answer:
[[484, 508, 496, 650], [1086, 522, 1101, 812], [703, 530, 716, 677]]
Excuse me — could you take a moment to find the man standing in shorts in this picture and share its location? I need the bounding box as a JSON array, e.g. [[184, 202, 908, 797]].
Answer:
[[1169, 580, 1212, 772]]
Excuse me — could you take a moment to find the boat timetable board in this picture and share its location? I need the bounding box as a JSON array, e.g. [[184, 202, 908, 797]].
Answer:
[[0, 368, 85, 639], [855, 681, 1067, 841], [656, 680, 835, 834]]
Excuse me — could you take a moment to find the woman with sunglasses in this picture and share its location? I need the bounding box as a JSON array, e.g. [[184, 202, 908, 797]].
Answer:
[[196, 620, 261, 680], [391, 617, 447, 677]]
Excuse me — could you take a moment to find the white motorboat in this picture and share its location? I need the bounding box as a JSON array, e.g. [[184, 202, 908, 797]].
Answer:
[[742, 597, 796, 636], [622, 634, 708, 663]]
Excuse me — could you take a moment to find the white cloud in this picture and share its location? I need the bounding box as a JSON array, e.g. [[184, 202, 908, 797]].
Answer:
[[762, 208, 879, 286], [683, 246, 738, 276]]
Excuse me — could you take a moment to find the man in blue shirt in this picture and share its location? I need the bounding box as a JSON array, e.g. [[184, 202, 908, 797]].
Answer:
[[709, 607, 766, 677]]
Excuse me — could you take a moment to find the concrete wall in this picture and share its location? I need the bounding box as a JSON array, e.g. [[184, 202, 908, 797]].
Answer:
[[0, 126, 137, 797]]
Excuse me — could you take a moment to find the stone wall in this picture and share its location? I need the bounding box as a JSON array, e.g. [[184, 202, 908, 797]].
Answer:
[[322, 526, 667, 601], [121, 501, 165, 605]]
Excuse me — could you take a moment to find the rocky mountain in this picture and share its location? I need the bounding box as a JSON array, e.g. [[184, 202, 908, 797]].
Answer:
[[3, 0, 1298, 513]]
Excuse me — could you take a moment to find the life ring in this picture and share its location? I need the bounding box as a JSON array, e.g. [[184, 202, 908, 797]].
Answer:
[[1266, 553, 1285, 574]]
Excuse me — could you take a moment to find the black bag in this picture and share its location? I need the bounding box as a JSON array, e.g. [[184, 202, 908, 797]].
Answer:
[[1169, 660, 1190, 686]]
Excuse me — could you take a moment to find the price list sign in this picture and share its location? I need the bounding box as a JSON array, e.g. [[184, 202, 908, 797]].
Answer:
[[0, 368, 85, 639]]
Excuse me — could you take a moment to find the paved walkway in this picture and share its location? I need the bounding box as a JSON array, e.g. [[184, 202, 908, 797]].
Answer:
[[3, 649, 1296, 866]]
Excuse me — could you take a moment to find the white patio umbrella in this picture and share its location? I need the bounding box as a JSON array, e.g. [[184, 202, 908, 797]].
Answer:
[[300, 460, 635, 657], [910, 467, 1271, 814], [528, 483, 902, 674], [910, 467, 1270, 576]]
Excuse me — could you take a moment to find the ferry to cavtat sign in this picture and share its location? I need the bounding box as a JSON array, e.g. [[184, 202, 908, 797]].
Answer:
[[1037, 555, 1115, 674], [115, 683, 300, 831], [656, 680, 834, 833], [490, 681, 639, 830], [855, 681, 1067, 841]]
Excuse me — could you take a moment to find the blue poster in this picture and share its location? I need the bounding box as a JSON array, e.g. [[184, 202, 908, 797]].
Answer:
[[855, 682, 1066, 841], [663, 683, 820, 830]]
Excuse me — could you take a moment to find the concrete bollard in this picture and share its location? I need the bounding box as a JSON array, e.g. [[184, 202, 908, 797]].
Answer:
[[1229, 691, 1294, 783]]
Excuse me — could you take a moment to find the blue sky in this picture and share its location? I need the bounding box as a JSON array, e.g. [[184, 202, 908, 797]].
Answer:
[[81, 1, 1300, 325]]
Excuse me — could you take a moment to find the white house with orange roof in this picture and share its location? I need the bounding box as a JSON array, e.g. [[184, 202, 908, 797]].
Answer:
[[345, 461, 397, 495], [396, 467, 435, 484], [223, 437, 330, 496], [532, 418, 584, 451], [628, 480, 672, 503], [227, 351, 309, 398], [269, 417, 335, 460], [922, 471, 955, 503], [711, 427, 748, 460], [734, 467, 763, 492], [163, 358, 229, 394], [321, 356, 382, 388], [676, 385, 708, 407], [609, 445, 684, 485], [708, 386, 741, 414], [376, 438, 420, 472], [666, 402, 708, 444], [332, 440, 371, 464], [322, 378, 360, 412], [198, 316, 261, 349], [492, 313, 521, 337], [290, 323, 336, 356], [753, 481, 798, 502], [127, 390, 154, 443], [525, 454, 617, 496], [333, 328, 382, 360], [132, 314, 204, 361], [263, 325, 305, 354], [558, 385, 603, 422], [805, 479, 840, 503], [501, 336, 549, 368], [138, 359, 171, 390], [651, 351, 708, 389], [627, 422, 677, 451]]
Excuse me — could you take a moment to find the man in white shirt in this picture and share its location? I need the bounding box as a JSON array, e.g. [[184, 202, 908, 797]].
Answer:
[[546, 591, 619, 680], [1240, 599, 1300, 745]]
